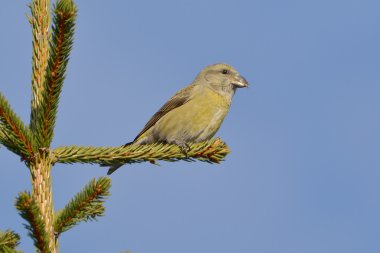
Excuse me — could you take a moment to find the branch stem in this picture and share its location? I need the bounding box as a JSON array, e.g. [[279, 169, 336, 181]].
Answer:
[[30, 154, 56, 252]]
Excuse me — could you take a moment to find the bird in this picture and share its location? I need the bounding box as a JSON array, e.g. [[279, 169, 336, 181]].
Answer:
[[107, 63, 248, 175]]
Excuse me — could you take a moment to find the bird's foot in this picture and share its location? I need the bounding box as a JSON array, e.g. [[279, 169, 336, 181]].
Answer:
[[174, 141, 190, 157]]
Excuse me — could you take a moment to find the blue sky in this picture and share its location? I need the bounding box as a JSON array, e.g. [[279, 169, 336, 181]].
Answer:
[[1, 0, 380, 252]]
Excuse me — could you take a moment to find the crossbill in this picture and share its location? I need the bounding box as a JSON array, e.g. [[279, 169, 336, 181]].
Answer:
[[107, 63, 248, 174]]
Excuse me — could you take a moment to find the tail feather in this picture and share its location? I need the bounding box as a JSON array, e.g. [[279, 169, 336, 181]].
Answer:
[[107, 164, 123, 175], [123, 141, 134, 147], [104, 141, 134, 175]]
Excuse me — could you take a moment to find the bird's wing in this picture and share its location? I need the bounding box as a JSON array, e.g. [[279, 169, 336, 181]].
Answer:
[[132, 83, 197, 143]]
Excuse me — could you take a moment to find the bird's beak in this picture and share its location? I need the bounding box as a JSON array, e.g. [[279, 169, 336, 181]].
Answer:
[[232, 75, 249, 88]]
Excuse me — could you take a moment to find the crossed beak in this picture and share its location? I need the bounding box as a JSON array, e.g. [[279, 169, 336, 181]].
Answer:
[[232, 75, 249, 88]]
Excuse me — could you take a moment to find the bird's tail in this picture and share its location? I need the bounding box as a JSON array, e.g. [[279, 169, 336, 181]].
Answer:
[[103, 141, 134, 175], [123, 141, 134, 147], [107, 164, 123, 175]]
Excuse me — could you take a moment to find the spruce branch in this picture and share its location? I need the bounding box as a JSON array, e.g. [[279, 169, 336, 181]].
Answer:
[[0, 93, 36, 159], [54, 177, 111, 236], [0, 124, 6, 147], [0, 230, 22, 253], [29, 157, 56, 251], [2, 0, 235, 251], [0, 246, 23, 253], [29, 0, 51, 137], [52, 138, 230, 166], [34, 0, 77, 147], [15, 192, 51, 253]]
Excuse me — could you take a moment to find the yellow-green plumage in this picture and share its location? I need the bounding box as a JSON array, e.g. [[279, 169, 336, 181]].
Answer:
[[107, 63, 248, 174], [137, 85, 230, 144]]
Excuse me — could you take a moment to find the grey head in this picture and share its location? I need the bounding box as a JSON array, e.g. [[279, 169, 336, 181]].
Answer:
[[194, 63, 248, 98]]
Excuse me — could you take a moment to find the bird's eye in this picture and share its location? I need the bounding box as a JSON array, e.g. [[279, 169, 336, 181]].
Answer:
[[222, 69, 229, 75]]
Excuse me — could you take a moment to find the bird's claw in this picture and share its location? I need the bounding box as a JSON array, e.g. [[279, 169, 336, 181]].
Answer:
[[176, 142, 190, 157]]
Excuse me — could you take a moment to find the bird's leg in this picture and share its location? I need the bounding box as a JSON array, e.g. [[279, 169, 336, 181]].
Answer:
[[173, 140, 190, 157]]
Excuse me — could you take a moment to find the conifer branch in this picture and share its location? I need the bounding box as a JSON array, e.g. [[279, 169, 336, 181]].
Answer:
[[52, 138, 230, 166], [0, 93, 36, 159], [3, 0, 235, 251], [0, 230, 22, 253], [54, 177, 111, 236], [0, 124, 6, 148], [29, 157, 55, 251], [34, 0, 77, 147], [29, 0, 51, 138], [15, 192, 51, 253], [0, 246, 23, 253]]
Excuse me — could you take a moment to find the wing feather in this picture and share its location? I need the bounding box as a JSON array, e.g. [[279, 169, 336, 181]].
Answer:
[[132, 83, 197, 143]]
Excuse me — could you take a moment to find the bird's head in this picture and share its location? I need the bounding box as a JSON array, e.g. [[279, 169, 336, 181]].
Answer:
[[195, 63, 248, 96]]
